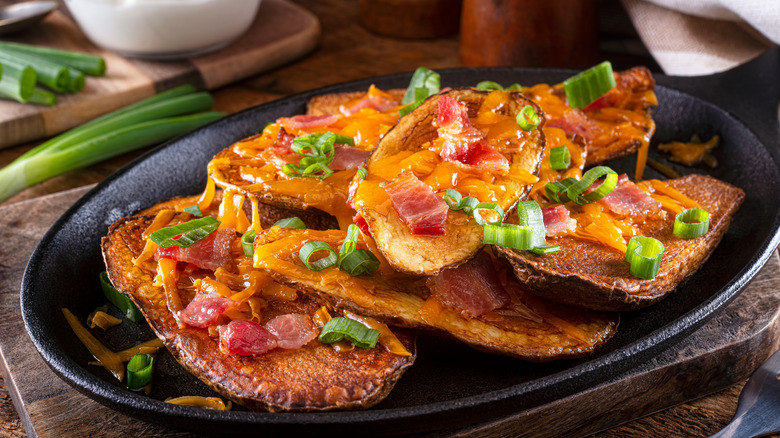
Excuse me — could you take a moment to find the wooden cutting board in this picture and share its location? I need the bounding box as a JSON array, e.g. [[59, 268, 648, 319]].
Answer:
[[0, 187, 778, 437], [0, 0, 320, 149]]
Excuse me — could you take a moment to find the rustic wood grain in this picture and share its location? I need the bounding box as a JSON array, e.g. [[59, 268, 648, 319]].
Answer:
[[0, 0, 320, 149]]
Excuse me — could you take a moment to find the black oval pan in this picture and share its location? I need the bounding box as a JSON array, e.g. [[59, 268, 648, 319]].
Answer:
[[21, 47, 780, 436]]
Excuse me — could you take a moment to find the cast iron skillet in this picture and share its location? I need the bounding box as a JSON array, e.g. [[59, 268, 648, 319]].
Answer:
[[21, 48, 780, 436]]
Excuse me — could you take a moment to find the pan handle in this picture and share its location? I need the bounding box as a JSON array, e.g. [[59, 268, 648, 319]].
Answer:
[[657, 46, 780, 149]]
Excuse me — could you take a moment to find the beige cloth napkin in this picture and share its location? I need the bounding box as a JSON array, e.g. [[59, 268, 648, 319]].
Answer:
[[621, 0, 777, 76]]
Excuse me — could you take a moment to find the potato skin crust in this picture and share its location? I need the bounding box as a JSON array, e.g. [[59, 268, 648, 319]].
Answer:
[[495, 174, 745, 311], [102, 213, 415, 412]]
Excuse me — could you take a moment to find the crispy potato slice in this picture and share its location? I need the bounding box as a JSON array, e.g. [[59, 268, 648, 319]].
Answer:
[[253, 227, 619, 362], [495, 174, 744, 311], [352, 88, 546, 275], [102, 212, 415, 412]]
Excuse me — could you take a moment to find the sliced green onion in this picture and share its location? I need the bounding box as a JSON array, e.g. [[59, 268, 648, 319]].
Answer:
[[505, 83, 523, 92], [272, 217, 306, 229], [299, 241, 338, 271], [0, 63, 35, 103], [0, 50, 69, 92], [126, 353, 154, 390], [400, 67, 440, 116], [530, 244, 561, 255], [150, 216, 220, 248], [472, 202, 504, 226], [183, 205, 202, 216], [459, 197, 479, 216], [516, 105, 541, 131], [358, 167, 367, 179], [476, 81, 504, 91], [516, 200, 547, 248], [566, 166, 618, 205], [27, 87, 56, 106], [0, 42, 106, 76], [338, 224, 360, 259], [563, 61, 616, 109], [674, 208, 710, 238], [241, 229, 256, 257], [284, 132, 352, 179], [544, 178, 578, 203], [338, 249, 380, 276], [625, 236, 664, 279], [100, 271, 143, 323], [482, 223, 534, 250], [549, 146, 571, 170], [318, 317, 380, 349], [443, 188, 462, 210]]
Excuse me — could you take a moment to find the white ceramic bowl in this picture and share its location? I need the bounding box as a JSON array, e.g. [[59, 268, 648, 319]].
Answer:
[[64, 0, 261, 59]]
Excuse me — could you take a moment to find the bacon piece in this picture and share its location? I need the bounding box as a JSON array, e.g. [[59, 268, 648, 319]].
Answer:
[[278, 114, 340, 131], [547, 109, 601, 141], [599, 179, 662, 218], [270, 127, 295, 155], [219, 319, 278, 356], [155, 228, 235, 271], [329, 145, 371, 171], [437, 95, 510, 174], [382, 172, 448, 236], [340, 94, 397, 116], [426, 251, 511, 318], [179, 293, 235, 328], [542, 205, 577, 237], [265, 314, 319, 349], [614, 66, 655, 93]]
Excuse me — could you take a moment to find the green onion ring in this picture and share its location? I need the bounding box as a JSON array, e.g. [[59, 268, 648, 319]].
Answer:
[[530, 244, 561, 255], [338, 249, 381, 276], [482, 223, 534, 250], [505, 83, 523, 92], [459, 197, 479, 216], [563, 61, 616, 109], [545, 178, 578, 203], [338, 224, 360, 260], [516, 200, 547, 248], [566, 166, 618, 205], [241, 229, 256, 257], [443, 188, 462, 210], [674, 208, 710, 238], [299, 241, 338, 271], [100, 272, 143, 323], [472, 202, 505, 226], [358, 167, 367, 179], [549, 146, 571, 170], [150, 216, 220, 248], [476, 81, 504, 91], [126, 353, 154, 390], [625, 236, 664, 279], [318, 317, 380, 349], [516, 105, 541, 131], [272, 217, 306, 229]]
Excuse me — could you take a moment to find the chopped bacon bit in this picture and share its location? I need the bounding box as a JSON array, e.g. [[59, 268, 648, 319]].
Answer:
[[155, 228, 235, 271], [219, 319, 277, 356], [330, 145, 371, 171], [426, 251, 510, 318], [270, 127, 295, 155], [437, 95, 510, 174], [547, 109, 601, 141], [599, 178, 662, 218], [583, 96, 608, 112], [277, 114, 340, 131], [179, 293, 235, 328], [382, 172, 448, 236], [614, 66, 655, 93], [265, 314, 318, 349], [542, 205, 577, 237], [353, 213, 371, 237]]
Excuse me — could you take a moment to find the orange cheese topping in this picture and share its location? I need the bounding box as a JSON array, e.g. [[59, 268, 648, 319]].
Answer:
[[658, 135, 719, 166]]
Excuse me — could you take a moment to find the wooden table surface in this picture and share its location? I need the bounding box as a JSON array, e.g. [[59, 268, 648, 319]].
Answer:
[[0, 1, 775, 437]]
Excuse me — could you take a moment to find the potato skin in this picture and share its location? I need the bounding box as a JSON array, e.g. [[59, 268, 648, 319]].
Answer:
[[495, 174, 745, 311], [102, 212, 415, 412], [355, 88, 546, 276]]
